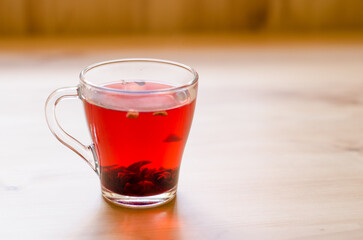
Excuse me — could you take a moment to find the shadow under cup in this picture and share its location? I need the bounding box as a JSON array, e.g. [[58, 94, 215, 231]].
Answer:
[[46, 59, 198, 208]]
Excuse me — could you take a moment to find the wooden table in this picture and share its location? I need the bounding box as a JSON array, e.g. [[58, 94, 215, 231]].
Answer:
[[1, 36, 363, 239]]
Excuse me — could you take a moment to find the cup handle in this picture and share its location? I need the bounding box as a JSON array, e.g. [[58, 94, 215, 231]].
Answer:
[[45, 87, 98, 173]]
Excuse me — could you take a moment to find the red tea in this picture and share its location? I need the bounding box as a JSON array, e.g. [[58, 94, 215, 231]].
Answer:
[[83, 81, 196, 196]]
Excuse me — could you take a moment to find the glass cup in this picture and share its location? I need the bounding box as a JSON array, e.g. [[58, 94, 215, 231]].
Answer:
[[45, 59, 198, 208]]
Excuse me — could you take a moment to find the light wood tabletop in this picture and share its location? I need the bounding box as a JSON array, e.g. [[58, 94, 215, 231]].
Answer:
[[1, 36, 363, 239]]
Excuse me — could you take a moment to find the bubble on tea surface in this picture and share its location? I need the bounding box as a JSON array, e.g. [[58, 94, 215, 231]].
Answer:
[[127, 82, 147, 91], [134, 81, 146, 86]]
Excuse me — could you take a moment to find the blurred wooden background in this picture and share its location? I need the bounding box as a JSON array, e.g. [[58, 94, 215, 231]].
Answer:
[[1, 0, 363, 36]]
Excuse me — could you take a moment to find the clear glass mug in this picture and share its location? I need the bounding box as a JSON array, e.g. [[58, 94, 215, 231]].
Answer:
[[45, 59, 198, 208]]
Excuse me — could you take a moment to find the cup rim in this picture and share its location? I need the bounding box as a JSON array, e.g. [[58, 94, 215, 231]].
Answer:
[[79, 58, 199, 95]]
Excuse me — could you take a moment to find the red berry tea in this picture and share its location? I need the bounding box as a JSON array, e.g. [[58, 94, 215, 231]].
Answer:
[[83, 81, 196, 197]]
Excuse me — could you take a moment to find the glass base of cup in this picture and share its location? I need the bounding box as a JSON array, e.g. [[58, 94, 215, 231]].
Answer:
[[101, 186, 177, 208]]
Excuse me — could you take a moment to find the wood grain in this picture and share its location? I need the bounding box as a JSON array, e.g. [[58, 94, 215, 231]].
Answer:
[[1, 36, 363, 239], [2, 0, 363, 35]]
